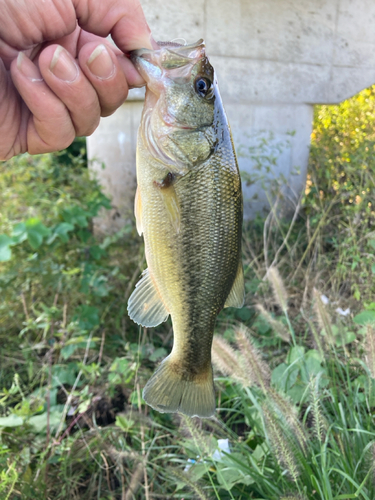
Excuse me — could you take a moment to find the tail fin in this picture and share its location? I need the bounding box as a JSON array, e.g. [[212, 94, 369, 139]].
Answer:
[[142, 355, 216, 418]]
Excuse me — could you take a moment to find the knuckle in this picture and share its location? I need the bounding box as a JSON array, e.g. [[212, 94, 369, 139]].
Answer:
[[100, 106, 119, 118], [29, 132, 75, 155], [0, 147, 14, 161], [0, 140, 21, 160], [99, 93, 127, 117], [55, 132, 76, 151], [75, 115, 100, 137]]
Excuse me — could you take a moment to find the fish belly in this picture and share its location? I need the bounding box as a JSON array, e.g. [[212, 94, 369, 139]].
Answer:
[[136, 139, 242, 417]]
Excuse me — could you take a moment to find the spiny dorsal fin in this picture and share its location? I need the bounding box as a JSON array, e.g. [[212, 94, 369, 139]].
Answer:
[[127, 269, 169, 327], [224, 260, 245, 309]]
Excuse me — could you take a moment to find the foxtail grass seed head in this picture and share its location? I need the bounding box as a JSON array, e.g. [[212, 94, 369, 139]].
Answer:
[[235, 325, 271, 392], [313, 288, 334, 344], [262, 404, 300, 483], [181, 416, 212, 458], [267, 266, 288, 313], [125, 462, 144, 500], [269, 389, 308, 454], [256, 303, 291, 343], [309, 377, 326, 444], [107, 446, 140, 462], [365, 324, 375, 379], [370, 442, 375, 486], [212, 336, 248, 385], [306, 315, 325, 358], [362, 439, 375, 485], [168, 468, 209, 500]]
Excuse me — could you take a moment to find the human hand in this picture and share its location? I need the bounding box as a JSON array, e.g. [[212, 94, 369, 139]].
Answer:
[[0, 0, 154, 160]]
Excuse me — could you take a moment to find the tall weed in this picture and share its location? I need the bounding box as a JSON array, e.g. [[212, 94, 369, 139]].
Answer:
[[1, 84, 375, 498]]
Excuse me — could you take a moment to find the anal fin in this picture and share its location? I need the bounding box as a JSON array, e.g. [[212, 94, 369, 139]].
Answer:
[[127, 269, 169, 327], [224, 260, 245, 308], [134, 186, 143, 236]]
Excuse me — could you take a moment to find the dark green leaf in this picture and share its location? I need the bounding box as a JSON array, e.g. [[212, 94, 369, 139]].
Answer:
[[28, 409, 63, 434], [271, 363, 298, 391], [353, 310, 375, 325], [53, 222, 74, 243], [74, 305, 100, 330], [149, 347, 167, 362], [12, 222, 27, 243], [89, 245, 106, 260], [62, 206, 89, 228], [0, 234, 13, 262], [0, 414, 24, 427], [25, 218, 51, 249], [236, 307, 252, 321], [60, 344, 78, 360], [51, 364, 78, 388]]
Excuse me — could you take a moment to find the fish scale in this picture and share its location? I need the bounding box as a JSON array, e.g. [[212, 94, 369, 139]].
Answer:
[[127, 39, 244, 417]]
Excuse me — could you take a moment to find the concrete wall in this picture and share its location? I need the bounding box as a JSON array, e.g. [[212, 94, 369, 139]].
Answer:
[[88, 0, 375, 228], [88, 98, 143, 233]]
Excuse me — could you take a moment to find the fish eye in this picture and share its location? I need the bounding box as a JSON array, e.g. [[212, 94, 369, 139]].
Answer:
[[194, 77, 212, 97]]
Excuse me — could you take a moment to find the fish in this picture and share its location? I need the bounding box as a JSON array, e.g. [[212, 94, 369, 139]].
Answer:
[[128, 39, 244, 418]]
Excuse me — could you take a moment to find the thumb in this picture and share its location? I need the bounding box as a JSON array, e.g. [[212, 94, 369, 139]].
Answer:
[[72, 0, 154, 52]]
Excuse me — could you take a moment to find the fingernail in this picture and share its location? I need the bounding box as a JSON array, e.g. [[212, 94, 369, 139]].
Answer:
[[87, 44, 115, 80], [17, 52, 43, 82], [50, 46, 78, 82], [150, 35, 159, 50]]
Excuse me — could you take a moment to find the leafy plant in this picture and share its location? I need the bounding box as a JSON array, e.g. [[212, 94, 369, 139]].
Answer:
[[194, 274, 375, 499], [1, 84, 375, 498]]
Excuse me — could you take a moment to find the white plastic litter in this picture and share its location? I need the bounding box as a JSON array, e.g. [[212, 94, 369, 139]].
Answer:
[[320, 294, 329, 305], [335, 307, 350, 316], [183, 438, 231, 472], [212, 439, 230, 461]]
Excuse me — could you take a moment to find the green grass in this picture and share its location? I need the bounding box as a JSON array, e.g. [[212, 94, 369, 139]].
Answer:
[[1, 87, 375, 499]]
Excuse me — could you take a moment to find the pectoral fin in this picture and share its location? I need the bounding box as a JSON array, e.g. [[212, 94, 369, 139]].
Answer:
[[127, 269, 169, 327], [134, 187, 143, 236], [154, 175, 181, 233], [224, 260, 245, 308], [162, 185, 181, 233]]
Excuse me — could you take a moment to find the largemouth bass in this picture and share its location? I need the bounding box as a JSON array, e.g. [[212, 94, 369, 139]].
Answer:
[[128, 40, 244, 418]]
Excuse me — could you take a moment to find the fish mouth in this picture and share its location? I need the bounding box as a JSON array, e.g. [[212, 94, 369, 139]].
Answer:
[[131, 52, 163, 82], [130, 39, 206, 81], [130, 39, 205, 61]]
